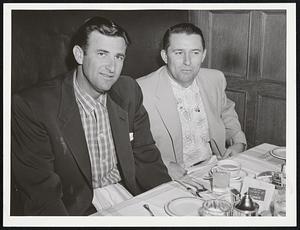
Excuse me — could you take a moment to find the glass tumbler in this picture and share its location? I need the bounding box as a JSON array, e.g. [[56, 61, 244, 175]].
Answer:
[[199, 199, 232, 216], [212, 170, 230, 194], [272, 188, 286, 216]]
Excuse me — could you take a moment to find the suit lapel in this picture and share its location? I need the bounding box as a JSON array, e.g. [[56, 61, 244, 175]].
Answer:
[[106, 92, 135, 189], [57, 73, 92, 187], [155, 68, 183, 164], [196, 70, 226, 155]]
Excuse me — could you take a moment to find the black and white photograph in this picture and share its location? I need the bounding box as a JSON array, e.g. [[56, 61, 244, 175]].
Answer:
[[3, 3, 296, 227]]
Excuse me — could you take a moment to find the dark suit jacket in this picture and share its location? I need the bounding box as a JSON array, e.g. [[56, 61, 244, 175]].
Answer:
[[11, 71, 171, 216]]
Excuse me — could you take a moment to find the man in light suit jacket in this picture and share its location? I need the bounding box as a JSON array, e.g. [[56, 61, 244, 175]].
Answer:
[[137, 23, 246, 179], [11, 16, 171, 216]]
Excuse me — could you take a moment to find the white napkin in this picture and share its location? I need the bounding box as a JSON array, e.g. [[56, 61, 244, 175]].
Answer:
[[92, 183, 133, 212]]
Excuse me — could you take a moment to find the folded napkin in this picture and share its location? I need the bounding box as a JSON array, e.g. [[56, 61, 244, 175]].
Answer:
[[92, 183, 133, 212]]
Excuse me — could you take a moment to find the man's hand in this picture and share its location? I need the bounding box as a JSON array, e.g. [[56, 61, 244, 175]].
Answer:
[[168, 161, 187, 180], [222, 143, 245, 159]]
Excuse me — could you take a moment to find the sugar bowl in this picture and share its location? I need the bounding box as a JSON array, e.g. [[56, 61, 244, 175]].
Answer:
[[233, 192, 259, 216]]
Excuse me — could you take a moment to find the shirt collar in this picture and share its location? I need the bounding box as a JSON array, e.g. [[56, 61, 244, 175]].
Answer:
[[167, 71, 199, 94], [73, 71, 107, 114]]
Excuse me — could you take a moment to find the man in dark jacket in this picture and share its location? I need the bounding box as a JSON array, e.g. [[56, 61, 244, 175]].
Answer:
[[11, 16, 171, 216]]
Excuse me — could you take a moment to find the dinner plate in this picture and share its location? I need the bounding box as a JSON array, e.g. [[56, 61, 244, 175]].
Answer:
[[270, 147, 286, 160], [204, 166, 248, 181], [164, 197, 204, 216]]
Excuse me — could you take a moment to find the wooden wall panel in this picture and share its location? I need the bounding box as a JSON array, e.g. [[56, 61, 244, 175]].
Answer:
[[209, 11, 250, 78], [260, 11, 286, 82], [190, 10, 286, 147], [226, 90, 247, 130], [255, 95, 286, 145]]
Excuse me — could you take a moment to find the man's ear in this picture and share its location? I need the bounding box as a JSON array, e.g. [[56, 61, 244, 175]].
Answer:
[[201, 49, 207, 63], [160, 50, 168, 64], [73, 45, 84, 65]]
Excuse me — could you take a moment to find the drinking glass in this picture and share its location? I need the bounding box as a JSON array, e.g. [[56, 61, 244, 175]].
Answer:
[[212, 170, 230, 194], [272, 188, 286, 216], [199, 199, 232, 216]]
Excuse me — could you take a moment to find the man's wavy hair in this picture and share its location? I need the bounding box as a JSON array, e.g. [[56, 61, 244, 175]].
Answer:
[[162, 23, 205, 51], [71, 16, 131, 53]]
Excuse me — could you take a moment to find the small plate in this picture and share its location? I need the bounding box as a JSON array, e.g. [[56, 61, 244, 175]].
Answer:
[[164, 197, 204, 216], [270, 147, 286, 160]]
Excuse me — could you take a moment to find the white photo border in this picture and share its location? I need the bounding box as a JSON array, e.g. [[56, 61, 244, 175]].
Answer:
[[3, 2, 296, 227]]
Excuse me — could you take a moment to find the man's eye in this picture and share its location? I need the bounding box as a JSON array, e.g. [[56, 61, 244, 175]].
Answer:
[[116, 55, 125, 61], [193, 51, 200, 55], [175, 51, 183, 55], [97, 52, 106, 56]]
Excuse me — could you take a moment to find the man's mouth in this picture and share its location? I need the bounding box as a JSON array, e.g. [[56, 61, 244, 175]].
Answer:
[[100, 73, 114, 78], [181, 69, 192, 73]]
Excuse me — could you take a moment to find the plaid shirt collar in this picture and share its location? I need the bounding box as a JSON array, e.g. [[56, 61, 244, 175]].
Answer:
[[73, 70, 107, 114]]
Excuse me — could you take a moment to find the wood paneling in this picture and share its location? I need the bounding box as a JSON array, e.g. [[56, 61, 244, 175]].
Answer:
[[190, 10, 286, 147], [255, 95, 286, 145], [209, 11, 250, 78], [261, 11, 286, 82]]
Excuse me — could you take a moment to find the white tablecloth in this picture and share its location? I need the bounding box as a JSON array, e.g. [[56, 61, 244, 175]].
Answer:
[[92, 143, 285, 216]]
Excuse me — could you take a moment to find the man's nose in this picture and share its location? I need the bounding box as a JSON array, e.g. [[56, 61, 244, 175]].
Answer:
[[105, 57, 115, 73], [183, 53, 191, 66]]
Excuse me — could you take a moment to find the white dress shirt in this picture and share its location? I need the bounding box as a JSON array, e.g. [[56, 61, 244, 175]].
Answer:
[[168, 76, 212, 168]]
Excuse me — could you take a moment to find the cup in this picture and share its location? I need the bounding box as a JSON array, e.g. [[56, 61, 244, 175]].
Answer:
[[199, 199, 232, 216], [217, 159, 241, 179]]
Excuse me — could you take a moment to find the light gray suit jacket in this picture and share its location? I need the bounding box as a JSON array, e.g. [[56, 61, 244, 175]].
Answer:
[[137, 66, 246, 168]]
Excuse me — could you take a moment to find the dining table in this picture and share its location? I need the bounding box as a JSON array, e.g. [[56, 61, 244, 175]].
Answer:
[[92, 143, 286, 216]]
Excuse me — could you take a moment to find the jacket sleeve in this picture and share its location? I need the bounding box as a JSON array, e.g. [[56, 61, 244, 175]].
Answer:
[[11, 94, 68, 215], [131, 82, 171, 192], [219, 74, 247, 148]]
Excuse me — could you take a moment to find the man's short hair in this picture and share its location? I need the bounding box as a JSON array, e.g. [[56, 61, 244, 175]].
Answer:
[[162, 23, 205, 51], [72, 16, 131, 53]]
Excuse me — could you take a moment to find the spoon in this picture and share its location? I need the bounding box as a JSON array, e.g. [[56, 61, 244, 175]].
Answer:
[[143, 204, 155, 216]]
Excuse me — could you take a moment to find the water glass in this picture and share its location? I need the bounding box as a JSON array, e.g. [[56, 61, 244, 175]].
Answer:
[[199, 199, 232, 216], [212, 170, 230, 194], [272, 188, 286, 216]]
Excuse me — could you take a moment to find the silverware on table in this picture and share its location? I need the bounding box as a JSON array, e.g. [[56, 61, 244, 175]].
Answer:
[[190, 178, 208, 192], [174, 180, 203, 198], [182, 180, 207, 197], [143, 204, 155, 216]]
